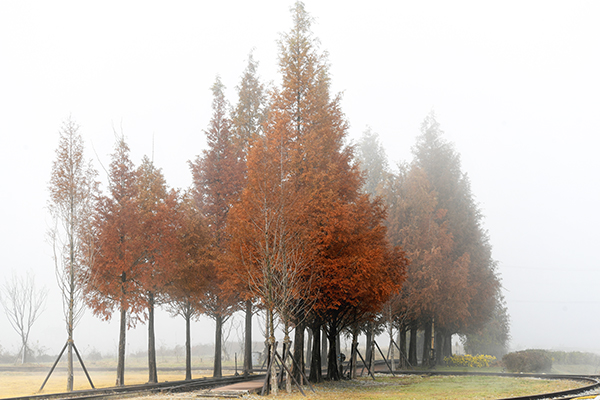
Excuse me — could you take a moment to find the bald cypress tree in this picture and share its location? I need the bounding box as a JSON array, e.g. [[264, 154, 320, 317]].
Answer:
[[412, 111, 501, 362]]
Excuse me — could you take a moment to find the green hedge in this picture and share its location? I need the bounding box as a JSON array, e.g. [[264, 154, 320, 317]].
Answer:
[[445, 354, 496, 368], [502, 350, 552, 373]]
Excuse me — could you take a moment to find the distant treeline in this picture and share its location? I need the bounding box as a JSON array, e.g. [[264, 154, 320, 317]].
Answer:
[[549, 350, 600, 365]]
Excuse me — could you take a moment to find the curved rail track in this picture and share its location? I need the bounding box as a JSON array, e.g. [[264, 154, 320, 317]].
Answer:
[[3, 373, 266, 400], [4, 368, 600, 400], [389, 370, 600, 400]]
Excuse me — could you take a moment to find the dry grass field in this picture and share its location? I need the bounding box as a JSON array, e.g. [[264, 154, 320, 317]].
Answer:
[[0, 357, 594, 400], [0, 356, 218, 398]]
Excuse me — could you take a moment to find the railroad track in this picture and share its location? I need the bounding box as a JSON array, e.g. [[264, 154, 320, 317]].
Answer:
[[5, 367, 599, 400], [3, 373, 266, 400], [390, 370, 600, 400]]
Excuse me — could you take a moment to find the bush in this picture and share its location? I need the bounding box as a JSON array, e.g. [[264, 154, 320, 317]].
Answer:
[[445, 354, 496, 368], [502, 350, 552, 373]]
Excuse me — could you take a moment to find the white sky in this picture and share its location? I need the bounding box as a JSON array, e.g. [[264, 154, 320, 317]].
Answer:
[[1, 1, 599, 358]]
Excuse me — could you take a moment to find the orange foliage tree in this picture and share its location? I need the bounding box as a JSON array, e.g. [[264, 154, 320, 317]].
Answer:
[[48, 117, 99, 391], [83, 135, 145, 386], [230, 53, 269, 376], [411, 112, 500, 363], [189, 77, 245, 378], [384, 165, 471, 366], [228, 2, 407, 385], [135, 156, 182, 383], [165, 194, 211, 380]]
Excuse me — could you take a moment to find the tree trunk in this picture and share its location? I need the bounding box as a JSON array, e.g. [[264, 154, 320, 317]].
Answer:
[[147, 292, 158, 383], [422, 321, 432, 367], [408, 323, 417, 366], [321, 327, 328, 366], [444, 333, 453, 358], [308, 324, 322, 383], [435, 330, 444, 365], [268, 308, 277, 395], [388, 322, 395, 370], [365, 321, 374, 372], [326, 322, 340, 381], [306, 328, 312, 368], [293, 322, 305, 384], [399, 324, 407, 369], [116, 306, 127, 386], [185, 309, 192, 380], [213, 313, 223, 378], [350, 324, 358, 379], [243, 300, 252, 376], [67, 223, 75, 391]]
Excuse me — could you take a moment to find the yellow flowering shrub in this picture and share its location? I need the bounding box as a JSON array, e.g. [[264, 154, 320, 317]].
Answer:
[[444, 354, 496, 368]]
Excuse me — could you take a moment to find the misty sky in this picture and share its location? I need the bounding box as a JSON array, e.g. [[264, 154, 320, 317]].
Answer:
[[1, 1, 599, 357]]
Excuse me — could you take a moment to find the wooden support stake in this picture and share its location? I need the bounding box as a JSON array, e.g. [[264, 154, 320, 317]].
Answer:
[[39, 341, 68, 392], [275, 351, 306, 397], [72, 342, 95, 389], [355, 347, 376, 380], [261, 342, 277, 396], [286, 347, 315, 393], [374, 340, 396, 376]]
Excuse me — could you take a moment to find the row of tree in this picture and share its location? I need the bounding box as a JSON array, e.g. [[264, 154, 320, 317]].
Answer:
[[47, 1, 506, 393], [356, 116, 509, 368]]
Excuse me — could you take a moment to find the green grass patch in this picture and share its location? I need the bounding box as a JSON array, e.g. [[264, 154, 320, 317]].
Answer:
[[247, 374, 586, 400]]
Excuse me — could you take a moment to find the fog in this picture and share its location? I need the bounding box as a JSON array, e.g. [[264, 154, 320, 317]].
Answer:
[[1, 1, 599, 357]]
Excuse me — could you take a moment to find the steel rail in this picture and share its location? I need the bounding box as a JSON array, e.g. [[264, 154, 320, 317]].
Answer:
[[3, 373, 266, 400], [389, 369, 600, 400], [5, 365, 599, 400]]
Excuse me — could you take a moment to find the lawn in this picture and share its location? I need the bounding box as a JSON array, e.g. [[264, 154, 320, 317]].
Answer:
[[241, 374, 587, 400]]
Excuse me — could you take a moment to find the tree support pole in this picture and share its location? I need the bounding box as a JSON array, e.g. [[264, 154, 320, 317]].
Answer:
[[39, 341, 69, 392], [286, 347, 315, 393], [374, 340, 396, 376], [72, 342, 95, 389], [390, 337, 413, 369], [261, 342, 277, 396], [275, 351, 306, 397], [355, 347, 376, 380]]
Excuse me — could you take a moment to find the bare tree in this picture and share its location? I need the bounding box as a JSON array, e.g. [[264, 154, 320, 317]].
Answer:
[[0, 271, 48, 364], [48, 117, 98, 391]]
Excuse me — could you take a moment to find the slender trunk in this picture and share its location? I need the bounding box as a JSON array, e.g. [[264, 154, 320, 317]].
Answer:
[[67, 214, 75, 391], [305, 328, 312, 368], [147, 292, 158, 383], [326, 322, 339, 381], [321, 327, 327, 366], [444, 333, 453, 358], [365, 321, 374, 370], [185, 308, 192, 380], [308, 324, 322, 383], [116, 305, 127, 386], [213, 313, 223, 378], [350, 324, 358, 379], [243, 300, 252, 376], [21, 339, 27, 364], [408, 323, 417, 366], [268, 309, 277, 395], [399, 324, 407, 369], [283, 328, 292, 394], [422, 320, 432, 367], [389, 322, 395, 370], [293, 321, 305, 384], [435, 330, 444, 365]]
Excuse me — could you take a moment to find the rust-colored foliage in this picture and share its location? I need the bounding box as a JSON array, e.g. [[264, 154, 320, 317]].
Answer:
[[228, 1, 407, 383], [189, 77, 245, 378], [84, 136, 145, 322]]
